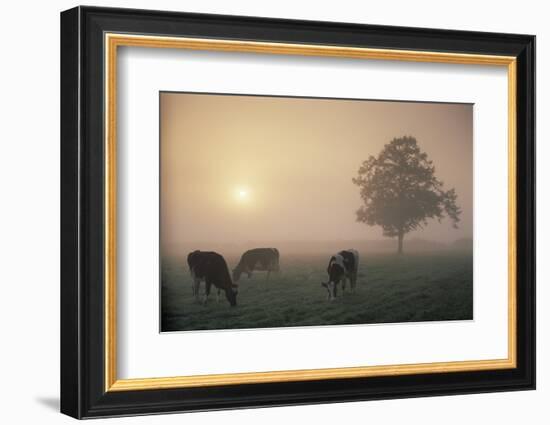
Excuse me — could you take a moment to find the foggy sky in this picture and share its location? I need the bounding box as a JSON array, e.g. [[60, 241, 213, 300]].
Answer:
[[160, 92, 472, 252]]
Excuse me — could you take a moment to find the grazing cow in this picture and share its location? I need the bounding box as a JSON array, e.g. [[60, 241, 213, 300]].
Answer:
[[187, 251, 238, 306], [232, 248, 280, 282], [321, 249, 359, 301]]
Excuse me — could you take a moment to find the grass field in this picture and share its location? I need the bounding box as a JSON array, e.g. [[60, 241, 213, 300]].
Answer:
[[161, 251, 473, 332]]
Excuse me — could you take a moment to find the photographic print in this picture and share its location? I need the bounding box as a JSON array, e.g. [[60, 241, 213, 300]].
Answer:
[[61, 8, 535, 416], [160, 92, 473, 332]]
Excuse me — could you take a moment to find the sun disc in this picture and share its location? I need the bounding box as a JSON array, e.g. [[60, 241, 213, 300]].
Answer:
[[235, 187, 250, 202]]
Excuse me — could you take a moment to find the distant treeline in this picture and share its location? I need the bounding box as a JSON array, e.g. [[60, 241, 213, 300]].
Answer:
[[163, 238, 473, 257]]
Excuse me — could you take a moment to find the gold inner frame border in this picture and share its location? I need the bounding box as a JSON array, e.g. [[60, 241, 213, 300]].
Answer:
[[104, 33, 517, 392]]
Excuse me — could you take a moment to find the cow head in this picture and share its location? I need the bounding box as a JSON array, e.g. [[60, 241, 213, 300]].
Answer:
[[322, 260, 344, 301], [233, 264, 253, 281], [232, 268, 242, 282], [321, 281, 337, 301], [225, 283, 239, 306]]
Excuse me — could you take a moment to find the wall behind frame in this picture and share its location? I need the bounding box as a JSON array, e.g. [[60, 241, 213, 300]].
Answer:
[[0, 0, 544, 424]]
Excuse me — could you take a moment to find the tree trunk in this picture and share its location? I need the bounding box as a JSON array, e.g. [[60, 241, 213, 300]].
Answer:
[[397, 231, 404, 255]]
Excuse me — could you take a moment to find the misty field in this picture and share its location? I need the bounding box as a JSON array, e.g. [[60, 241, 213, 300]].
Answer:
[[161, 251, 472, 332]]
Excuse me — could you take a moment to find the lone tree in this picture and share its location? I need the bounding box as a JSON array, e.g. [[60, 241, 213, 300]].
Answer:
[[352, 136, 461, 254]]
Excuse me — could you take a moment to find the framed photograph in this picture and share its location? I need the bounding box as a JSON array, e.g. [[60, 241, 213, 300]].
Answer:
[[60, 6, 535, 419]]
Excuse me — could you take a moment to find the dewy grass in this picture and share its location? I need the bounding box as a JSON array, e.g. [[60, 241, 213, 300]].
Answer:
[[160, 251, 473, 332]]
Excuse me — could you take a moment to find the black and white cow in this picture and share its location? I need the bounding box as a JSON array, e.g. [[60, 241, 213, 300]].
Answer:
[[321, 249, 359, 301], [187, 251, 238, 306], [232, 248, 280, 282]]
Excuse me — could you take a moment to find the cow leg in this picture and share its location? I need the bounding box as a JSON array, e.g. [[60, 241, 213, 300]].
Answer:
[[190, 271, 196, 297], [203, 281, 211, 305], [351, 274, 357, 293], [327, 282, 336, 301], [193, 279, 201, 302], [216, 288, 221, 303], [342, 276, 347, 293]]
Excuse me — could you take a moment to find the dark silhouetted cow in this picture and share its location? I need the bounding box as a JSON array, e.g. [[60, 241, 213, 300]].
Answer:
[[187, 251, 238, 306], [232, 248, 280, 282], [321, 249, 359, 301]]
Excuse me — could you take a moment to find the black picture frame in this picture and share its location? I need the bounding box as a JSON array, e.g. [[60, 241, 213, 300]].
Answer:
[[61, 5, 535, 419]]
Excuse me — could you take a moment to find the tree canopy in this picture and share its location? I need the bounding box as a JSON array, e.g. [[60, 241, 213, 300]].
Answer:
[[352, 136, 461, 254]]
